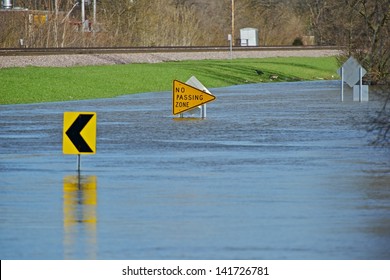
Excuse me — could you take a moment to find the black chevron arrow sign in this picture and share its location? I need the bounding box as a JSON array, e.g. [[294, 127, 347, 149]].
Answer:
[[66, 114, 94, 153], [63, 112, 96, 155]]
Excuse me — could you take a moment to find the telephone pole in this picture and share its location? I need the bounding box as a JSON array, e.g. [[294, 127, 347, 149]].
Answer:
[[231, 0, 235, 46], [93, 0, 96, 26], [81, 0, 85, 25]]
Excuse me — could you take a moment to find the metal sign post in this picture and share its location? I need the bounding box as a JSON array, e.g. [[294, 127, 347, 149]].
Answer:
[[228, 34, 233, 60], [359, 67, 363, 102], [201, 104, 206, 119], [340, 67, 344, 102], [77, 154, 81, 173]]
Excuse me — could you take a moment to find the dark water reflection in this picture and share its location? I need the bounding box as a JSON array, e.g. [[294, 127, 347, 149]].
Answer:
[[0, 81, 389, 259]]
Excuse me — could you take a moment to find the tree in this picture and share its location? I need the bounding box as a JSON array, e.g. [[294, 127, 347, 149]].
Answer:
[[1, 0, 307, 47], [339, 0, 390, 144], [296, 0, 389, 84], [369, 91, 390, 146]]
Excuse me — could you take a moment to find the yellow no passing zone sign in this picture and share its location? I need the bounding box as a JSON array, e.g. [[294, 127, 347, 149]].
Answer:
[[173, 80, 216, 115], [63, 112, 97, 155]]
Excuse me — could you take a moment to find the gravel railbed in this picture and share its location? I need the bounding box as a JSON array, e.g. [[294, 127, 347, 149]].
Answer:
[[0, 49, 340, 68]]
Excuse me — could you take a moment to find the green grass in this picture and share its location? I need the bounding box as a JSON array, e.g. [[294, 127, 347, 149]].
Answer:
[[0, 57, 339, 105]]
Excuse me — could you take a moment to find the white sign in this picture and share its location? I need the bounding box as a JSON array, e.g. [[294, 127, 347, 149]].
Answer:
[[337, 57, 367, 87], [185, 76, 213, 117]]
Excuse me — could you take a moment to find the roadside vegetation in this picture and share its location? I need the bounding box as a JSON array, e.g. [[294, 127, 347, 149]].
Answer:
[[0, 56, 338, 105], [1, 1, 388, 83]]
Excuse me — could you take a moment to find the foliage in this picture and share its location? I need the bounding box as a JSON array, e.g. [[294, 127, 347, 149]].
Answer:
[[1, 0, 306, 47], [296, 0, 390, 144], [296, 0, 390, 85]]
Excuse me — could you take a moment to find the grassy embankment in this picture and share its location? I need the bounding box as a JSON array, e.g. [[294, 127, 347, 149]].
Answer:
[[0, 57, 339, 105]]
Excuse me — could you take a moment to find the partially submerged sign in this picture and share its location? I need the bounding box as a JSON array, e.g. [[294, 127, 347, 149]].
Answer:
[[63, 112, 97, 155], [337, 56, 367, 87], [184, 76, 212, 117], [337, 56, 369, 102], [172, 80, 216, 115]]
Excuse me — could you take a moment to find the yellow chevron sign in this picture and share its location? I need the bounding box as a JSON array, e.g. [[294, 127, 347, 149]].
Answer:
[[172, 80, 216, 115], [63, 112, 97, 155]]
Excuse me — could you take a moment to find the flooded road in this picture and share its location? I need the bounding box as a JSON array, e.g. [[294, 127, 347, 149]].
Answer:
[[1, 81, 389, 259]]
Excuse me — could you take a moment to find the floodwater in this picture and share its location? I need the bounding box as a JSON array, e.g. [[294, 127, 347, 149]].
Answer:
[[0, 81, 389, 260]]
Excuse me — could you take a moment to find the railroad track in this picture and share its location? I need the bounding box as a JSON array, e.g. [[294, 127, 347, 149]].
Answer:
[[0, 45, 341, 56]]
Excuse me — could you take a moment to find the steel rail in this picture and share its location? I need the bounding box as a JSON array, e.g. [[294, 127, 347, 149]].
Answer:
[[0, 46, 341, 56]]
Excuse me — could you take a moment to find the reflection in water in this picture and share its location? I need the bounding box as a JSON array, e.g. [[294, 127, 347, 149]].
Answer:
[[63, 175, 97, 259], [361, 173, 390, 255]]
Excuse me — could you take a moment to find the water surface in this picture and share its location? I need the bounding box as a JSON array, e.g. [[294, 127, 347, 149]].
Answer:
[[1, 81, 389, 259]]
